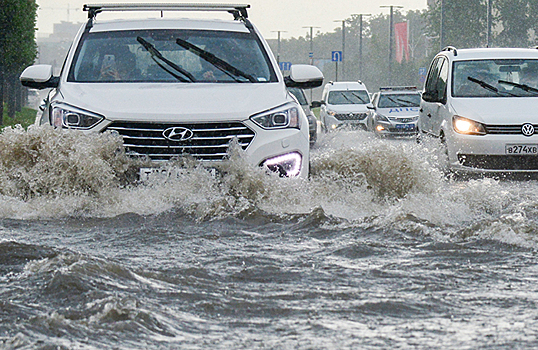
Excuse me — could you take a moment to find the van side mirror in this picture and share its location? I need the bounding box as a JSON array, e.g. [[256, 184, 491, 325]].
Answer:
[[20, 65, 59, 89]]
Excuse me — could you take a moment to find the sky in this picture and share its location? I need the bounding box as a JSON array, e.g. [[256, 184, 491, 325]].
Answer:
[[36, 0, 428, 39]]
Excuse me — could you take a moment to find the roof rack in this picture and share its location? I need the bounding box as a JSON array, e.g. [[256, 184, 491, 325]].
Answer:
[[441, 46, 458, 56], [83, 3, 250, 21]]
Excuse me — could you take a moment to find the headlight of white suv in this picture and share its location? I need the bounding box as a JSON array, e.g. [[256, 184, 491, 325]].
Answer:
[[51, 103, 104, 129], [453, 116, 486, 135], [250, 104, 300, 129]]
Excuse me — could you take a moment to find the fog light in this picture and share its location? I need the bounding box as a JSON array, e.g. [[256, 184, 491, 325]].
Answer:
[[262, 152, 302, 177], [376, 125, 385, 132]]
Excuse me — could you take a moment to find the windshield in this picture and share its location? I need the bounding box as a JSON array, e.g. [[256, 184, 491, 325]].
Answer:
[[68, 29, 277, 83], [327, 90, 370, 105], [452, 59, 538, 97], [377, 93, 421, 108]]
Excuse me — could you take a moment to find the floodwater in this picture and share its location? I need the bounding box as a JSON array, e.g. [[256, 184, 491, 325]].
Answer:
[[1, 125, 538, 349]]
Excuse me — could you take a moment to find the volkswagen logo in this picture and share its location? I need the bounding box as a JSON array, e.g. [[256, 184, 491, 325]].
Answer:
[[522, 123, 535, 137], [163, 127, 194, 141]]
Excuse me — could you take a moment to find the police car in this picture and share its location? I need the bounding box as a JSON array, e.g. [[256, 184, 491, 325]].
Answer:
[[367, 86, 421, 137]]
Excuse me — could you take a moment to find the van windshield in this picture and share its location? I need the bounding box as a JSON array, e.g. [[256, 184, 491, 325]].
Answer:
[[453, 59, 538, 97], [68, 29, 277, 83], [327, 90, 370, 105]]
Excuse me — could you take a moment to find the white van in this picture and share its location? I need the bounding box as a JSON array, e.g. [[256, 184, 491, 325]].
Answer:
[[19, 4, 323, 178], [419, 46, 538, 173], [315, 81, 373, 131]]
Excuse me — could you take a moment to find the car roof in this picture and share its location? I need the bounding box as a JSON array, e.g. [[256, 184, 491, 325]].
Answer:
[[439, 47, 538, 61], [89, 17, 250, 33], [324, 81, 367, 91]]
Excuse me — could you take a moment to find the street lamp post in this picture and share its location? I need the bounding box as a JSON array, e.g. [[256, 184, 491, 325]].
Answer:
[[334, 20, 346, 81], [353, 14, 371, 80], [380, 5, 403, 85], [486, 0, 492, 47], [271, 30, 287, 64], [303, 26, 320, 65]]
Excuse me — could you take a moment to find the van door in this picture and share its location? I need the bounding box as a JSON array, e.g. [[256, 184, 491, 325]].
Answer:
[[420, 57, 447, 136]]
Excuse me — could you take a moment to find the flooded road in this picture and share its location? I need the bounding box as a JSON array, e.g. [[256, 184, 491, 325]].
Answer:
[[1, 126, 538, 349]]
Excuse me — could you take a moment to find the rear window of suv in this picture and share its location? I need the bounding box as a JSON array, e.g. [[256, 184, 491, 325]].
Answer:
[[68, 29, 277, 83]]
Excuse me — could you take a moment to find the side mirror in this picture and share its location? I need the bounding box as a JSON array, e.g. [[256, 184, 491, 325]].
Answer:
[[20, 65, 59, 89], [310, 100, 323, 108], [285, 64, 324, 89], [367, 103, 375, 110], [421, 91, 435, 102]]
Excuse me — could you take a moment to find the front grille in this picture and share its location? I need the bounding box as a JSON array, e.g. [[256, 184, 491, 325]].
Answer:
[[105, 121, 255, 161], [334, 112, 368, 121], [485, 124, 538, 135], [388, 117, 418, 123], [458, 154, 538, 170]]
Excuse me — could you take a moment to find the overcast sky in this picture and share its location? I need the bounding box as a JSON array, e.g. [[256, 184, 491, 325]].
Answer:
[[36, 0, 428, 39]]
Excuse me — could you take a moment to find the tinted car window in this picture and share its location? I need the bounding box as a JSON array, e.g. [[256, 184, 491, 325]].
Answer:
[[327, 90, 370, 105], [288, 87, 308, 105], [69, 29, 277, 83]]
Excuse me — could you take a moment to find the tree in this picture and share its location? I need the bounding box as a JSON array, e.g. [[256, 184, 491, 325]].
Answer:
[[0, 0, 38, 124]]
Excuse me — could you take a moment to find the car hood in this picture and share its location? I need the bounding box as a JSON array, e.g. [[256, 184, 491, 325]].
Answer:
[[377, 106, 420, 117], [59, 82, 289, 122], [450, 98, 538, 124], [326, 104, 369, 113]]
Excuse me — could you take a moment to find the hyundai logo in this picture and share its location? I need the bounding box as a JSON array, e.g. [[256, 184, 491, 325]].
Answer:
[[163, 127, 194, 141], [522, 123, 535, 137]]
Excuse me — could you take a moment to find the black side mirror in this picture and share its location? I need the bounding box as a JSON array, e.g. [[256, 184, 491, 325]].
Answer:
[[310, 101, 323, 108], [421, 91, 435, 102]]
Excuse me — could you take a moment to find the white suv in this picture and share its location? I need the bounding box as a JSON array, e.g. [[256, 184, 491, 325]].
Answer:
[[20, 3, 323, 178], [315, 81, 372, 131], [419, 46, 538, 174]]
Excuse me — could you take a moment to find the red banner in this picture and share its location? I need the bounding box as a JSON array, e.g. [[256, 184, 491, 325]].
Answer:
[[394, 22, 409, 63]]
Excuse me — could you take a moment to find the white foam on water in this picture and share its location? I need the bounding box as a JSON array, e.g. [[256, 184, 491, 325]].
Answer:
[[1, 126, 538, 247]]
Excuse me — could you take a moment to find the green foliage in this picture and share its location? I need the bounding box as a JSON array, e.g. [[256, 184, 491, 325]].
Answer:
[[0, 0, 38, 73], [2, 105, 36, 129]]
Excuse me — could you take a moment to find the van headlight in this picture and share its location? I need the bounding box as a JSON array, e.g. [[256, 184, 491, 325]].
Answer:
[[453, 116, 486, 135], [251, 104, 300, 129], [51, 103, 104, 129]]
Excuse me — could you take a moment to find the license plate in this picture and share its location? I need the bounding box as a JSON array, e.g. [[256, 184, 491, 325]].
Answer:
[[505, 144, 538, 155], [395, 123, 415, 129], [139, 166, 218, 182]]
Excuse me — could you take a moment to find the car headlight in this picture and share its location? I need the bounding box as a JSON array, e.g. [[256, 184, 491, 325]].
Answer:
[[375, 113, 390, 123], [262, 152, 302, 177], [250, 104, 300, 129], [453, 116, 486, 135], [51, 103, 104, 129], [327, 110, 336, 116]]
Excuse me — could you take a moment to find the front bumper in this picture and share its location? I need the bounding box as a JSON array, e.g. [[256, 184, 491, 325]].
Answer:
[[447, 131, 538, 173]]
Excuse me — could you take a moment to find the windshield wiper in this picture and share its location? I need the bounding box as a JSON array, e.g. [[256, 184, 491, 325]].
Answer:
[[386, 96, 410, 107], [350, 92, 367, 103], [137, 37, 196, 82], [498, 79, 538, 95], [468, 76, 500, 94], [175, 38, 257, 83], [396, 98, 419, 106]]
